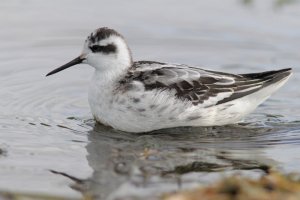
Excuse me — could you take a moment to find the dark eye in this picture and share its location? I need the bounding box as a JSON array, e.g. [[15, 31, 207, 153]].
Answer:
[[89, 45, 102, 53], [89, 44, 117, 54]]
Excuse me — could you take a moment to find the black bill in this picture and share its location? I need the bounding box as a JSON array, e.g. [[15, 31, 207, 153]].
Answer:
[[46, 56, 85, 76]]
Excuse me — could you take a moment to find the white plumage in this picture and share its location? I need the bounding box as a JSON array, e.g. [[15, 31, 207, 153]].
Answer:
[[47, 27, 292, 132]]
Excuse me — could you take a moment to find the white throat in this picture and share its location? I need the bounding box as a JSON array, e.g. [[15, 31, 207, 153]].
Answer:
[[86, 36, 132, 80]]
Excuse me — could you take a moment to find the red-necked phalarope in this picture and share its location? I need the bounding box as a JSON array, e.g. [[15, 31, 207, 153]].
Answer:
[[46, 27, 292, 132]]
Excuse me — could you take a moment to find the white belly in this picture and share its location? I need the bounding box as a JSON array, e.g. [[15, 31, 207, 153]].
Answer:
[[88, 73, 289, 133], [88, 84, 246, 132], [88, 80, 192, 132]]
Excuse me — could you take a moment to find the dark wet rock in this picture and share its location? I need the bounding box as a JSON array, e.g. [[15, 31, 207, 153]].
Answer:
[[164, 170, 300, 200]]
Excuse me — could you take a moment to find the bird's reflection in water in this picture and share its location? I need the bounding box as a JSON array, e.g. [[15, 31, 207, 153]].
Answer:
[[83, 121, 279, 199]]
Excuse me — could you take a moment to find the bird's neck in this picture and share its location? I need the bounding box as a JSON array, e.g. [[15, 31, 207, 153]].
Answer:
[[92, 44, 132, 82], [92, 60, 131, 92], [90, 39, 133, 90]]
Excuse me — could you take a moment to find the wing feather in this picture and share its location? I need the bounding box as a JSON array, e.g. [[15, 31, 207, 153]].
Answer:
[[120, 61, 273, 107]]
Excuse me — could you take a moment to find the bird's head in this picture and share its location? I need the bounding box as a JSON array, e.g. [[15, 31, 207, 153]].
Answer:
[[46, 27, 132, 76]]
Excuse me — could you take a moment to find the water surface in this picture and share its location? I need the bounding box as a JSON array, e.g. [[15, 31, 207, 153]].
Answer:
[[0, 0, 300, 199]]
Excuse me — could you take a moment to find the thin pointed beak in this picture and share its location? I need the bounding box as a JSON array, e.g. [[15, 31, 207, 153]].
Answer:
[[46, 55, 86, 76]]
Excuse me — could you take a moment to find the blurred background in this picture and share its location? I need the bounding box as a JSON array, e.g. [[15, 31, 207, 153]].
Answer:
[[0, 0, 300, 199]]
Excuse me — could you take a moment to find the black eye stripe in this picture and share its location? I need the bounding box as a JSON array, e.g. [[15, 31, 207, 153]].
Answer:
[[89, 44, 117, 54], [89, 45, 101, 52]]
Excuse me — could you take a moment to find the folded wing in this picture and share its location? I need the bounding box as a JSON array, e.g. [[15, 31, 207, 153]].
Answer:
[[122, 61, 290, 107]]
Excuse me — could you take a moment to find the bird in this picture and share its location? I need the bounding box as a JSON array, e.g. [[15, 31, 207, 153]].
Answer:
[[46, 27, 292, 133]]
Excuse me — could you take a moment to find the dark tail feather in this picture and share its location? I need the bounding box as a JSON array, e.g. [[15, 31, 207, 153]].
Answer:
[[240, 68, 292, 80], [215, 68, 292, 105]]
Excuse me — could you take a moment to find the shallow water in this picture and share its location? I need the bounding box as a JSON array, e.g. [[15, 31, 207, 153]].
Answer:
[[1, 0, 300, 199]]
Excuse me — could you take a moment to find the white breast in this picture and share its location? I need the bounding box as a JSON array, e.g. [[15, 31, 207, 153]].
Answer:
[[88, 71, 195, 132], [88, 69, 291, 132]]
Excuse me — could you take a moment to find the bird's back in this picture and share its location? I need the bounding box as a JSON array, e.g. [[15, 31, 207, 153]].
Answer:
[[119, 61, 292, 108]]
